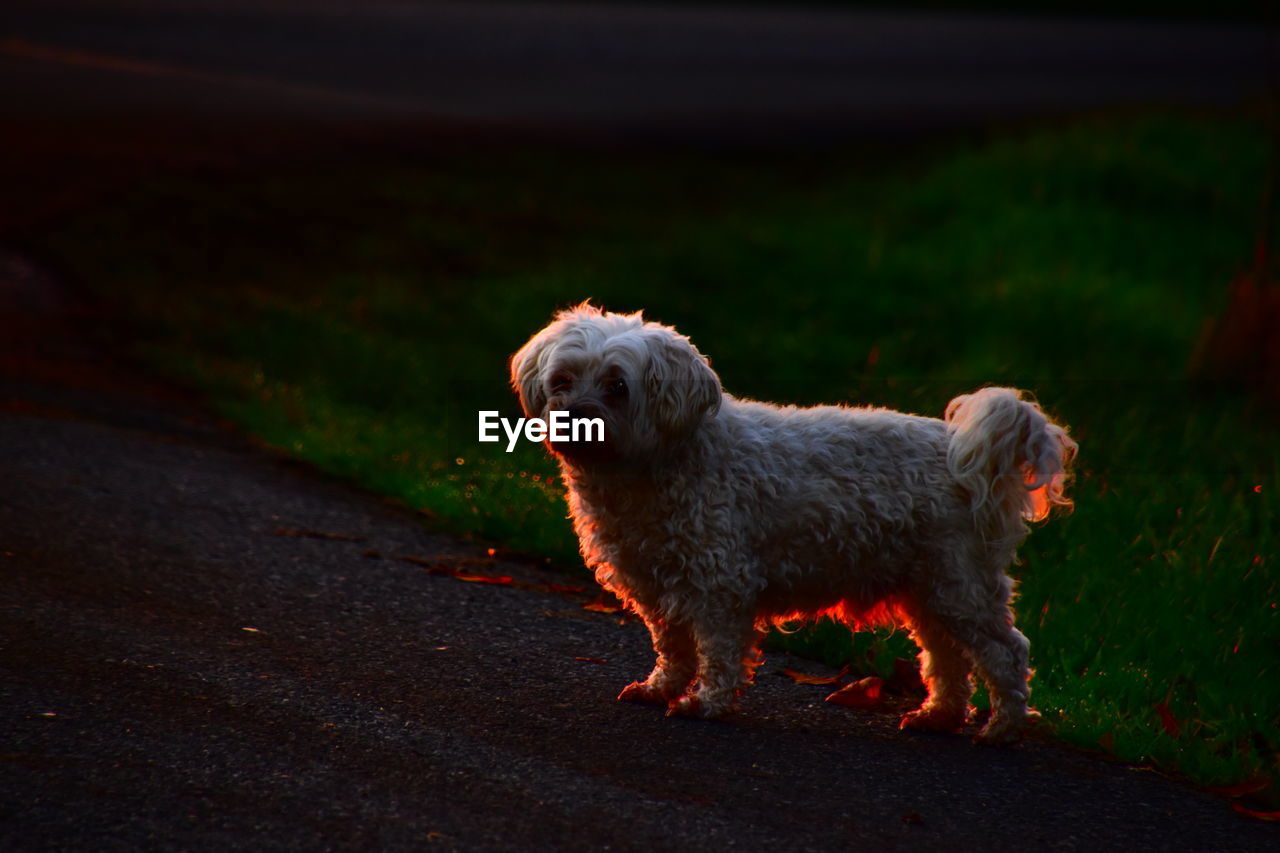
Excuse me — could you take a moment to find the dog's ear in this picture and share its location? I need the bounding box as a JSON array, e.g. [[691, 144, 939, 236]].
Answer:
[[510, 325, 555, 418], [643, 328, 722, 435]]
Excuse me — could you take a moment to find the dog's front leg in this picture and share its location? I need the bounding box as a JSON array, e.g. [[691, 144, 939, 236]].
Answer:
[[666, 609, 763, 719], [619, 615, 697, 706]]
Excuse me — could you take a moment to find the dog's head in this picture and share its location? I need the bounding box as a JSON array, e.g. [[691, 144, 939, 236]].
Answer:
[[510, 303, 722, 464]]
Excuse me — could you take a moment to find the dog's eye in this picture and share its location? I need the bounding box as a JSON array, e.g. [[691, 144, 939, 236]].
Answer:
[[550, 374, 573, 393], [605, 377, 628, 397]]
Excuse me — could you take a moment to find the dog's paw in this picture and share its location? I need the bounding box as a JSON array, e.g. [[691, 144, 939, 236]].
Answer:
[[973, 720, 1022, 746], [973, 709, 1039, 746], [899, 706, 967, 733], [665, 694, 724, 719], [618, 681, 669, 706], [665, 694, 705, 718]]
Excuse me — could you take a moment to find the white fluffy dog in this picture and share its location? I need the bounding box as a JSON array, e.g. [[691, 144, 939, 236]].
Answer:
[[512, 303, 1076, 744]]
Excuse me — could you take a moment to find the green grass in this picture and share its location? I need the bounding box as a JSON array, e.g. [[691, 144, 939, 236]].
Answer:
[[26, 112, 1278, 793]]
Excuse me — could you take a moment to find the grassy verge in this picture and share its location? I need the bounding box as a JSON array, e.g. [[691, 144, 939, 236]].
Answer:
[[24, 112, 1277, 793]]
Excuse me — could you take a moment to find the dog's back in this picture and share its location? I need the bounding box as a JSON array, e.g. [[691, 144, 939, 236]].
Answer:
[[706, 399, 959, 602], [705, 391, 1074, 619]]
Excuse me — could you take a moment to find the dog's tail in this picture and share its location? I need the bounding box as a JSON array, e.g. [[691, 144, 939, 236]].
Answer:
[[945, 387, 1077, 556]]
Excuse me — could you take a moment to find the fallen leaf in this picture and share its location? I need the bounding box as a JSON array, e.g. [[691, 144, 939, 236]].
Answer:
[[274, 527, 365, 543], [1209, 778, 1271, 798], [826, 676, 885, 708], [455, 574, 513, 586], [1, 398, 80, 420], [575, 656, 608, 664], [398, 554, 502, 581], [397, 554, 441, 568], [1153, 702, 1183, 738], [1098, 731, 1116, 751], [423, 554, 496, 569], [583, 594, 622, 614], [543, 583, 587, 594], [779, 668, 841, 686], [1230, 802, 1280, 821], [901, 812, 925, 826]]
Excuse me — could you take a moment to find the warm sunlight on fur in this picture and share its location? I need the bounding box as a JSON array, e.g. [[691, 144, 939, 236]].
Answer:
[[512, 303, 1077, 745], [766, 598, 910, 635], [1025, 466, 1071, 524]]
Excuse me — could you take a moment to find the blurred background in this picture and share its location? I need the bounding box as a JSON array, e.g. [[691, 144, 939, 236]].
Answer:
[[3, 0, 1276, 796]]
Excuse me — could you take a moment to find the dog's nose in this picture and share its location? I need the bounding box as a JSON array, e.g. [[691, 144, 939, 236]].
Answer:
[[568, 404, 603, 421]]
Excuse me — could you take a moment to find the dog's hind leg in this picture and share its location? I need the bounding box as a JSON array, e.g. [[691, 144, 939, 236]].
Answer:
[[929, 586, 1035, 744], [619, 615, 697, 706], [965, 613, 1037, 745], [899, 610, 973, 733]]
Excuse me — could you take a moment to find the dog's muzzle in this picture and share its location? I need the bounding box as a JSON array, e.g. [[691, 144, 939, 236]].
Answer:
[[547, 404, 614, 463]]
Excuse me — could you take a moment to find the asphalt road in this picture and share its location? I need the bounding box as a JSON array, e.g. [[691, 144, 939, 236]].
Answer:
[[2, 0, 1269, 143], [2, 259, 1277, 850]]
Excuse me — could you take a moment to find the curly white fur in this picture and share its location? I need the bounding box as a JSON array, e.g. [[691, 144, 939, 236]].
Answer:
[[512, 303, 1077, 744]]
